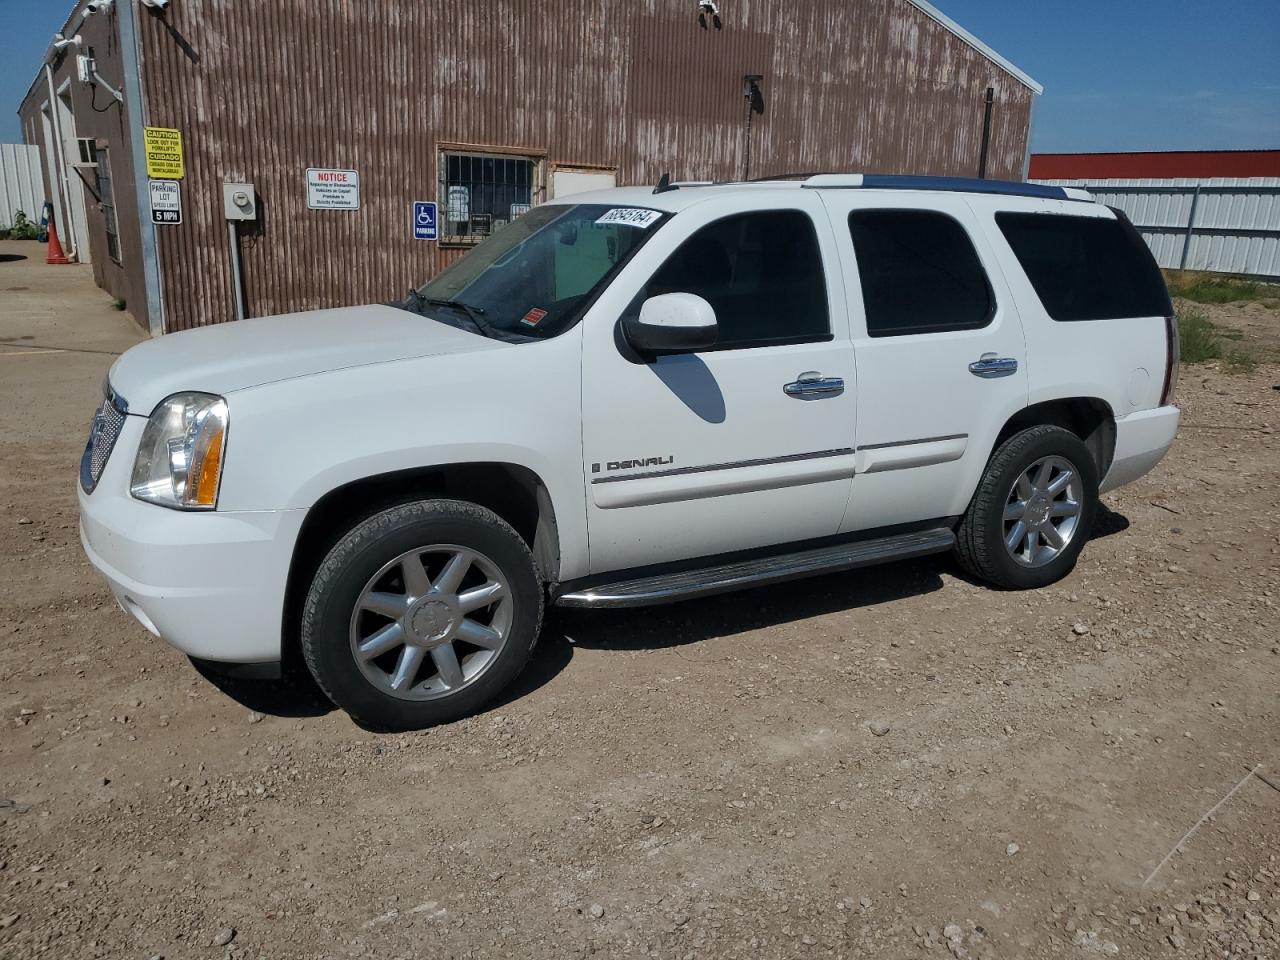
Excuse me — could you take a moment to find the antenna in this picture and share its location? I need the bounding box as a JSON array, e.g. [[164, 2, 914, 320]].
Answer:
[[653, 173, 678, 195]]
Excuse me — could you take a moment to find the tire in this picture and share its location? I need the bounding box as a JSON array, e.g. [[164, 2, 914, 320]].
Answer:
[[955, 425, 1099, 590], [301, 499, 543, 731]]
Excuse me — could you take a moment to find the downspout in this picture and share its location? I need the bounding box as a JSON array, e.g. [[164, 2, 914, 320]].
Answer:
[[977, 86, 994, 180], [117, 0, 165, 336], [1021, 93, 1037, 181]]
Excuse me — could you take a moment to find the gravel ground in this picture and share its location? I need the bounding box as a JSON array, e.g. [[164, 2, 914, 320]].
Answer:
[[1, 243, 1277, 959]]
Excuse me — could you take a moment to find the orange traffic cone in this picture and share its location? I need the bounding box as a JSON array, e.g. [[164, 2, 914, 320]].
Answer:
[[46, 221, 70, 265]]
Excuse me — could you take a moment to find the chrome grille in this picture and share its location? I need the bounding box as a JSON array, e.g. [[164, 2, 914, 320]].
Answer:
[[80, 389, 128, 494]]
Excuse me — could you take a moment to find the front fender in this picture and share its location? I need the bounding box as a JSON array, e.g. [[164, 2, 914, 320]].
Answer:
[[214, 338, 589, 578]]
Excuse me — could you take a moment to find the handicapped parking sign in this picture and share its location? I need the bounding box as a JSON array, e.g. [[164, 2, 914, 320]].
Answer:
[[413, 201, 438, 241]]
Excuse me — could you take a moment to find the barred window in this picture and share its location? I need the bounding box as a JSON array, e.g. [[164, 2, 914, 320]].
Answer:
[[439, 151, 538, 246]]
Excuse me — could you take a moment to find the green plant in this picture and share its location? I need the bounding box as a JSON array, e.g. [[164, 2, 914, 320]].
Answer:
[[7, 210, 38, 241], [112, 299, 126, 311], [1177, 308, 1261, 372], [1222, 351, 1257, 375], [1166, 272, 1263, 304], [1177, 308, 1222, 363]]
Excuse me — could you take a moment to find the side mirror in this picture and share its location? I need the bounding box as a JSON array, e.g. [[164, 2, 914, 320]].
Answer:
[[623, 293, 718, 355]]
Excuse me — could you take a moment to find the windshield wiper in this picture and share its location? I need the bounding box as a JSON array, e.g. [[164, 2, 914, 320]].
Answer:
[[423, 297, 498, 337]]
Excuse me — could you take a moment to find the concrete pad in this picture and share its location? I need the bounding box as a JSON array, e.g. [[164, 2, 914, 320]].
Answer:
[[0, 238, 145, 445]]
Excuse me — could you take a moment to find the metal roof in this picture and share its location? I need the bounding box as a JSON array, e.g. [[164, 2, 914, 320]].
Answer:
[[906, 1, 1044, 95], [1030, 150, 1280, 180]]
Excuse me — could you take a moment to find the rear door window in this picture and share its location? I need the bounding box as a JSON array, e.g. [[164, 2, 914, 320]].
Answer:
[[847, 210, 995, 337], [996, 211, 1173, 322], [643, 210, 830, 349]]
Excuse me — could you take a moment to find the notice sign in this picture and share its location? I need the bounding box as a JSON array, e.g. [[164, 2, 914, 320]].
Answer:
[[413, 201, 438, 241], [149, 180, 182, 225], [306, 168, 360, 210], [143, 126, 184, 180]]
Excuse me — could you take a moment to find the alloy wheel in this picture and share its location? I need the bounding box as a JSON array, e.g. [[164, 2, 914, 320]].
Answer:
[[1002, 455, 1083, 568], [348, 544, 512, 700]]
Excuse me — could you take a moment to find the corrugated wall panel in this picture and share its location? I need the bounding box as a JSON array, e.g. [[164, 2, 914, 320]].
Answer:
[[0, 143, 46, 228], [139, 0, 1034, 331], [1036, 177, 1280, 279]]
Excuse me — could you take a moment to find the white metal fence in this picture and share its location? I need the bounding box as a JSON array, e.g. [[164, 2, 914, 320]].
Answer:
[[1034, 177, 1280, 280], [0, 143, 46, 230]]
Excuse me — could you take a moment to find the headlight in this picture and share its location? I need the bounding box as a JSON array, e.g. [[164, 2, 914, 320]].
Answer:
[[130, 392, 228, 510]]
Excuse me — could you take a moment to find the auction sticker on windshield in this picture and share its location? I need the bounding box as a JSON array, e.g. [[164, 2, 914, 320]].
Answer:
[[521, 307, 549, 327], [595, 208, 662, 229]]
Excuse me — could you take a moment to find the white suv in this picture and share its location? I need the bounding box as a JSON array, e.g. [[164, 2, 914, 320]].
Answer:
[[78, 174, 1180, 730]]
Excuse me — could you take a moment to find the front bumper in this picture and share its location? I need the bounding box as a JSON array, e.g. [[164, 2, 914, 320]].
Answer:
[[1100, 405, 1180, 494], [78, 416, 305, 663]]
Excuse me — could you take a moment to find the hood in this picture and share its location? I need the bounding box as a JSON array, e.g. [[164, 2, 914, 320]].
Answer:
[[109, 304, 504, 413]]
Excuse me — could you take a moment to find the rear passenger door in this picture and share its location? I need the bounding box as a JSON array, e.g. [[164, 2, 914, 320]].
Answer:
[[822, 194, 1029, 532]]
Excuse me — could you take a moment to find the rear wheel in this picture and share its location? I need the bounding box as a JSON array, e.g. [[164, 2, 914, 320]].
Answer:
[[301, 500, 543, 730], [956, 425, 1099, 589]]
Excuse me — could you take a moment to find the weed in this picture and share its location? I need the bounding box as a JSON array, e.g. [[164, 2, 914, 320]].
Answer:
[[1178, 308, 1222, 363], [1177, 308, 1261, 372], [112, 300, 126, 311], [1222, 352, 1257, 375], [6, 210, 38, 241], [1166, 271, 1265, 304]]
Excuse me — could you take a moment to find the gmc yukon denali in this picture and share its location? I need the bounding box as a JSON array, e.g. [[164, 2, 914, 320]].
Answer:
[[78, 174, 1180, 729]]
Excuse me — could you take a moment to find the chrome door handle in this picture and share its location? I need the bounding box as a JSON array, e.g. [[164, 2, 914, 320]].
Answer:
[[968, 356, 1019, 379], [784, 373, 845, 399]]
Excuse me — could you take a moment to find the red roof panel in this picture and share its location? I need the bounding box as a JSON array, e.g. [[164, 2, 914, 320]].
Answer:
[[1029, 150, 1280, 180]]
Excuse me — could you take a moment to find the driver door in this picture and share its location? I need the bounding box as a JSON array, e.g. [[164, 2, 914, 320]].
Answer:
[[578, 192, 858, 575]]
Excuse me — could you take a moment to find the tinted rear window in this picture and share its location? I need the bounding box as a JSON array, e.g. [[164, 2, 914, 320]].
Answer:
[[996, 211, 1172, 322], [848, 209, 994, 337]]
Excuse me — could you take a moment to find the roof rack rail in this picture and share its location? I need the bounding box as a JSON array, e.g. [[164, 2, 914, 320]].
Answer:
[[801, 174, 1094, 202]]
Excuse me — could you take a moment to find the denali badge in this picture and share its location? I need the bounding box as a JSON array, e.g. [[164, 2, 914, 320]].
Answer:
[[591, 456, 675, 474]]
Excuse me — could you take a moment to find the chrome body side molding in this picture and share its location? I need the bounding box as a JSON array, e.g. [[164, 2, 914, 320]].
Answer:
[[853, 434, 968, 475]]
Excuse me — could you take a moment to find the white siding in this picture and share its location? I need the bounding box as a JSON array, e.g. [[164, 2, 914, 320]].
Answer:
[[1034, 177, 1280, 279], [0, 143, 46, 229]]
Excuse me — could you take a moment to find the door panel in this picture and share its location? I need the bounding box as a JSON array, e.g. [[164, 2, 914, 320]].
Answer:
[[580, 193, 856, 574], [821, 193, 1029, 532]]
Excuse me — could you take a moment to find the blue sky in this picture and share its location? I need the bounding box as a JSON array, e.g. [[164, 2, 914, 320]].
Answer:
[[938, 0, 1280, 152], [2, 0, 1278, 152]]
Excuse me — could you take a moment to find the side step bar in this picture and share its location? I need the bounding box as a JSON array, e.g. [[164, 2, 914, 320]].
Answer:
[[554, 527, 955, 609]]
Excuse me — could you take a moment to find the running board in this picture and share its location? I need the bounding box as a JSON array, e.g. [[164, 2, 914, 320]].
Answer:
[[554, 528, 956, 609]]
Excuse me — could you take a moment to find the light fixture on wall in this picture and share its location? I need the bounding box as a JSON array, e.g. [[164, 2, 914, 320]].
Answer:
[[697, 1, 722, 30]]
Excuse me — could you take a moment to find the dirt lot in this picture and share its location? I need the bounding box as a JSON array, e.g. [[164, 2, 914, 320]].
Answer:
[[1, 242, 1277, 959]]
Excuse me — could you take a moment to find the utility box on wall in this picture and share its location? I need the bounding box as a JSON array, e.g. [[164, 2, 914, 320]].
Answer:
[[223, 183, 257, 222]]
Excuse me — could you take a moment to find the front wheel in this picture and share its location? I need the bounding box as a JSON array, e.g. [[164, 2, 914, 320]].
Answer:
[[301, 499, 543, 730], [956, 425, 1099, 589]]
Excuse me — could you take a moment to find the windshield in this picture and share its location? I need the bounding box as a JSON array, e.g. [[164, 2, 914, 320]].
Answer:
[[411, 203, 667, 339]]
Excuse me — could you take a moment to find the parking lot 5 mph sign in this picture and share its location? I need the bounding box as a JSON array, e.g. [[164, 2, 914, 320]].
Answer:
[[149, 180, 182, 225]]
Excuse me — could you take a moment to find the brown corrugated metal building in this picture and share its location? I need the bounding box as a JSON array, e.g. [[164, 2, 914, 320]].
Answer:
[[19, 0, 1042, 335]]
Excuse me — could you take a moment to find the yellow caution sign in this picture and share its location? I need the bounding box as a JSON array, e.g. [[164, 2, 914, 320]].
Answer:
[[143, 126, 185, 180]]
